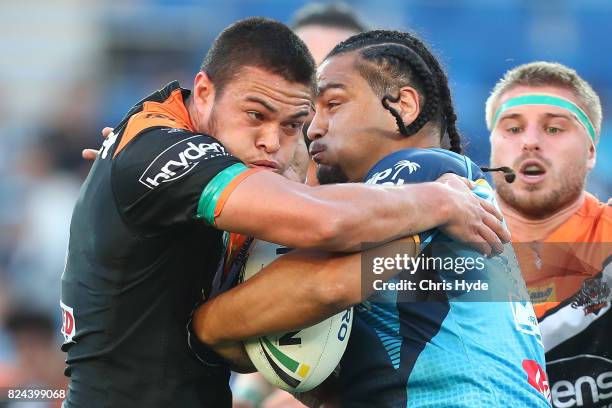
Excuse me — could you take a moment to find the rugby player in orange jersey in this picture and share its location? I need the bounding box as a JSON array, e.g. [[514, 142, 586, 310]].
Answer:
[[487, 61, 611, 408]]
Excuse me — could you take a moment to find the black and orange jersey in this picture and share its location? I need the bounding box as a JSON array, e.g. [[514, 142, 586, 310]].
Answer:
[[514, 194, 612, 408], [60, 81, 257, 408]]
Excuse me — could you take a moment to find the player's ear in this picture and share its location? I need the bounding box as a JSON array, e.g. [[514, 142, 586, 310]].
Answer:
[[191, 72, 217, 131], [193, 71, 216, 107], [397, 86, 420, 126], [586, 141, 596, 171]]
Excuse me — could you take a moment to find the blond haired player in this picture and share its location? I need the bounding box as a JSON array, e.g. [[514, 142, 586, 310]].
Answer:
[[487, 61, 611, 408]]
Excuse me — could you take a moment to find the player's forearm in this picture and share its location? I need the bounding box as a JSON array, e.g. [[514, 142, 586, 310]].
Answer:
[[217, 172, 451, 253], [193, 239, 417, 346], [309, 182, 451, 251], [193, 250, 361, 346]]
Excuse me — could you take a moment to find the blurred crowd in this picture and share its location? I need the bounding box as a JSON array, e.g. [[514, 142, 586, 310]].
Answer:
[[0, 0, 610, 405]]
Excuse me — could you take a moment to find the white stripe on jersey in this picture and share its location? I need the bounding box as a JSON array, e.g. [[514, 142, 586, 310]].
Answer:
[[540, 302, 611, 352], [540, 261, 612, 352]]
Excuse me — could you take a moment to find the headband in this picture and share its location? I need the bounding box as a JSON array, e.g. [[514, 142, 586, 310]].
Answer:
[[492, 94, 596, 141]]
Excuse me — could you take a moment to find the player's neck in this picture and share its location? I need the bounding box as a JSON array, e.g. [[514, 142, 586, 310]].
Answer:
[[185, 96, 207, 134], [497, 192, 585, 242], [378, 134, 439, 160]]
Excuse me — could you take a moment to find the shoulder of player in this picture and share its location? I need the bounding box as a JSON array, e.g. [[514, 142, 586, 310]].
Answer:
[[595, 197, 612, 238], [107, 126, 242, 229], [547, 193, 611, 244], [366, 148, 467, 184], [389, 147, 458, 160], [601, 199, 612, 220], [373, 148, 453, 170], [111, 128, 233, 191], [115, 126, 225, 162], [582, 193, 612, 228], [112, 104, 192, 156]]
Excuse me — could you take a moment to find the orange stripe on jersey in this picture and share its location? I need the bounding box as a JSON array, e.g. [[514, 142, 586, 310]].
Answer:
[[223, 232, 250, 278], [213, 168, 262, 221], [113, 88, 195, 157]]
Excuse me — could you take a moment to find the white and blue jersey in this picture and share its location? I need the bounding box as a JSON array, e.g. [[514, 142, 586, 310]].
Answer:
[[338, 148, 551, 408]]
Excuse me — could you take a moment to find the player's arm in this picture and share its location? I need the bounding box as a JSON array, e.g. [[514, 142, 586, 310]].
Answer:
[[92, 127, 507, 254], [215, 171, 507, 254], [109, 128, 507, 256], [192, 237, 417, 347]]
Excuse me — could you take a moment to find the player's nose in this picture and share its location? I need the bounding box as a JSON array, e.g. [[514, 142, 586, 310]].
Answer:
[[307, 111, 327, 141], [256, 127, 281, 154], [521, 126, 541, 152]]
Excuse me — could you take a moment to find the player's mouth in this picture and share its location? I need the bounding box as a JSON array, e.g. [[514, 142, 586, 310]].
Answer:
[[309, 143, 327, 164], [250, 160, 280, 171], [518, 160, 547, 184]]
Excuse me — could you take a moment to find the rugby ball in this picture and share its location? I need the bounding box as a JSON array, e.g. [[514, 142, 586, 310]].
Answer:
[[241, 240, 353, 392]]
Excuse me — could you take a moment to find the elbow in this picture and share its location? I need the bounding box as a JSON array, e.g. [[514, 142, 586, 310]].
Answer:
[[307, 207, 355, 251], [192, 303, 221, 347], [313, 275, 358, 313]]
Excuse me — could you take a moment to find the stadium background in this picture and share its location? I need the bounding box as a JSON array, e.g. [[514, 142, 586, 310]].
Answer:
[[0, 0, 610, 399]]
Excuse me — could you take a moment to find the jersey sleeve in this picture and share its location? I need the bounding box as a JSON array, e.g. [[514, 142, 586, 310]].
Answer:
[[363, 148, 494, 247], [364, 148, 473, 185], [111, 127, 258, 229], [364, 148, 495, 200]]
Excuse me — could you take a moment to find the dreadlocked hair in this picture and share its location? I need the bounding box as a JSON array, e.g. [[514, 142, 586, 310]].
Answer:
[[326, 30, 463, 154], [361, 44, 439, 137]]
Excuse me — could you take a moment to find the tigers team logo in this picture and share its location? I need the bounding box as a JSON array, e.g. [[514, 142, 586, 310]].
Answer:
[[571, 277, 611, 316]]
